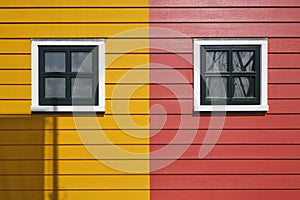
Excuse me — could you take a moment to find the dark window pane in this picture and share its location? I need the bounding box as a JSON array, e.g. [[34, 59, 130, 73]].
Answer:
[[45, 78, 66, 98], [71, 78, 93, 98], [206, 51, 228, 72], [71, 52, 93, 72], [233, 77, 255, 98], [205, 77, 227, 98], [45, 52, 66, 72], [233, 51, 255, 72]]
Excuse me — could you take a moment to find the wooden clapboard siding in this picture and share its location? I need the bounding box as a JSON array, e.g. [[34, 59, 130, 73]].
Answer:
[[150, 0, 300, 7], [151, 190, 300, 200], [0, 8, 149, 23], [149, 38, 300, 53], [0, 2, 150, 200], [150, 8, 300, 22], [0, 85, 149, 100], [149, 1, 300, 200], [0, 24, 149, 38], [0, 130, 149, 145], [0, 0, 149, 8]]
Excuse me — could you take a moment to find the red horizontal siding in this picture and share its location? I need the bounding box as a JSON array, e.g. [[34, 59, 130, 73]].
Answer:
[[150, 8, 300, 22], [151, 190, 300, 200], [149, 38, 300, 53], [269, 69, 300, 83], [269, 54, 300, 69], [150, 84, 300, 99], [150, 175, 300, 189], [150, 0, 300, 7], [152, 160, 300, 174], [150, 100, 300, 114], [150, 114, 300, 129], [150, 145, 300, 159], [149, 2, 300, 199], [269, 85, 300, 99], [150, 23, 300, 38], [150, 129, 300, 145]]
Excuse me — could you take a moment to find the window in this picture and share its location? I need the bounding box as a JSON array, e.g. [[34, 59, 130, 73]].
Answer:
[[31, 39, 105, 112], [194, 39, 268, 112]]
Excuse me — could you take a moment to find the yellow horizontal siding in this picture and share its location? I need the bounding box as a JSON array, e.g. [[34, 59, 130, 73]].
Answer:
[[0, 9, 148, 23], [107, 54, 149, 69], [0, 3, 150, 200], [0, 175, 149, 189], [54, 191, 149, 200], [106, 69, 150, 83], [0, 85, 149, 99], [0, 0, 149, 7], [0, 70, 31, 84], [55, 145, 149, 159], [59, 175, 149, 189], [0, 130, 149, 145], [0, 54, 149, 69], [0, 39, 29, 53], [0, 191, 149, 200], [0, 160, 149, 175], [0, 24, 148, 38], [0, 100, 149, 114], [0, 145, 149, 159], [0, 116, 149, 129], [0, 85, 30, 99], [0, 101, 30, 114], [0, 39, 149, 54], [0, 55, 30, 69], [0, 191, 43, 200]]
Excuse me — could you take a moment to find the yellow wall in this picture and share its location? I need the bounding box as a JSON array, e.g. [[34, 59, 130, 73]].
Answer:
[[0, 1, 150, 199]]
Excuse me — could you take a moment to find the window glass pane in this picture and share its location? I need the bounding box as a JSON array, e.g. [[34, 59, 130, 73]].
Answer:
[[45, 52, 66, 72], [71, 52, 93, 72], [206, 51, 228, 72], [205, 77, 227, 98], [71, 78, 93, 98], [45, 78, 66, 98], [233, 77, 255, 98], [233, 51, 255, 72]]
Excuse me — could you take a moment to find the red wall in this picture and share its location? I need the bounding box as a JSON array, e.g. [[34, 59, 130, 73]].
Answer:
[[149, 1, 300, 199]]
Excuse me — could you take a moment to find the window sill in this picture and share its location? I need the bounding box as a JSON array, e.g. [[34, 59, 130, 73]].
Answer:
[[194, 105, 269, 112], [31, 105, 105, 113]]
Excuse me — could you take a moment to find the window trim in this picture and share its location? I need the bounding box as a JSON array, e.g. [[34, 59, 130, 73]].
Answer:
[[31, 39, 105, 112], [194, 38, 269, 112]]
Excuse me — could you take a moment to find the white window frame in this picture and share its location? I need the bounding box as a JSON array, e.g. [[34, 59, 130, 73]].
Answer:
[[31, 39, 105, 112], [194, 38, 269, 112]]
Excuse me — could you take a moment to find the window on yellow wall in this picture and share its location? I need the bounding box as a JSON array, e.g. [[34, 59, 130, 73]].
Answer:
[[31, 39, 105, 112]]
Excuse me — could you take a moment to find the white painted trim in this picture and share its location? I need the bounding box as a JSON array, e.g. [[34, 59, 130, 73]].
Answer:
[[193, 38, 269, 112], [31, 105, 105, 112], [31, 39, 105, 113]]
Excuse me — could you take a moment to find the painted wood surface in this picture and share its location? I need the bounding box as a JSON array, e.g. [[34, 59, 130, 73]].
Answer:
[[0, 1, 150, 200], [149, 0, 300, 199]]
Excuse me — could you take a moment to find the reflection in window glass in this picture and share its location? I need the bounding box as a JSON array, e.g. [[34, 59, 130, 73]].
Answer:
[[206, 77, 227, 98], [45, 78, 66, 98], [233, 77, 255, 98], [71, 52, 93, 72], [233, 51, 255, 72], [71, 78, 93, 98], [206, 51, 228, 72], [45, 52, 66, 72]]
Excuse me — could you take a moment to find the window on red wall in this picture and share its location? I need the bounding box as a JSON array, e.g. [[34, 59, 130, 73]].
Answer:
[[194, 38, 269, 112]]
